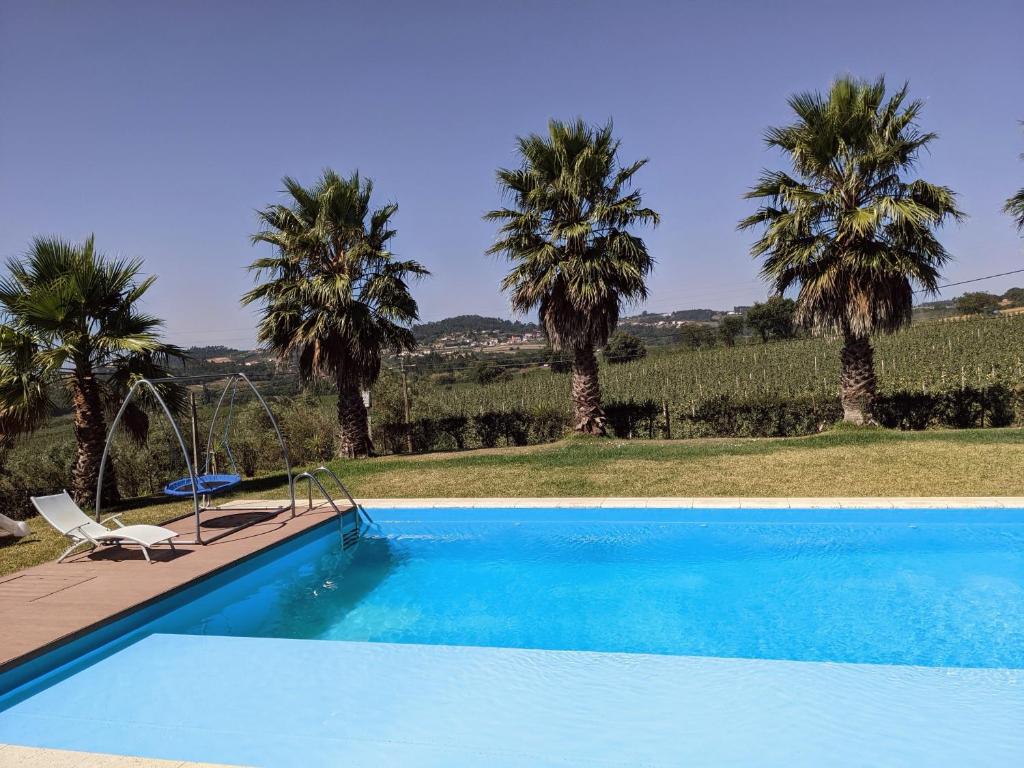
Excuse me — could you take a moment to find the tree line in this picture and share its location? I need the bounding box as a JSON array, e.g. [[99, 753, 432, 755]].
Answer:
[[2, 75, 1023, 508]]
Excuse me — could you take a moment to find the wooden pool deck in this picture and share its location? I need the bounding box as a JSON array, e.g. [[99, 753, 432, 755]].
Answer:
[[0, 500, 337, 673]]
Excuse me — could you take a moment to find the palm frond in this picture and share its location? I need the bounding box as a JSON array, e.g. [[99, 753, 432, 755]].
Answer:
[[244, 169, 429, 387], [0, 236, 183, 443], [0, 324, 56, 441], [741, 76, 960, 337], [484, 119, 658, 351]]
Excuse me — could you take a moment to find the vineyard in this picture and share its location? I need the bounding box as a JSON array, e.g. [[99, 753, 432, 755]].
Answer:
[[2, 313, 1023, 518], [401, 314, 1024, 420]]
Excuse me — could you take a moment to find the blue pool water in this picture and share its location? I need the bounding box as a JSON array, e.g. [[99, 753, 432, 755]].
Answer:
[[2, 507, 1023, 767], [177, 508, 1024, 668]]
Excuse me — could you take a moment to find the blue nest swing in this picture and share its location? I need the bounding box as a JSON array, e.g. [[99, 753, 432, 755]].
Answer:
[[163, 473, 241, 497], [163, 378, 244, 498]]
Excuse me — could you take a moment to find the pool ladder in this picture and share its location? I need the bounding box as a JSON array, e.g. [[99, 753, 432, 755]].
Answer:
[[292, 466, 376, 549]]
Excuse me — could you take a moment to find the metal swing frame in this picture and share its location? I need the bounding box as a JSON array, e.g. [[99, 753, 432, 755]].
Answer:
[[95, 372, 295, 545]]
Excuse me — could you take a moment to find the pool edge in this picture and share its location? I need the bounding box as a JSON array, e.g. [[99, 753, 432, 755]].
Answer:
[[358, 495, 1024, 508], [0, 742, 247, 767]]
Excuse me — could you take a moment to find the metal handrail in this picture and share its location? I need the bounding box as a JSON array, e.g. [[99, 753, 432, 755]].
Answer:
[[294, 465, 375, 526], [312, 466, 373, 524], [293, 471, 349, 519]]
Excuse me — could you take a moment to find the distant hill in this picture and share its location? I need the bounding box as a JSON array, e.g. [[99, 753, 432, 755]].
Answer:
[[624, 309, 723, 323], [169, 346, 280, 377], [181, 345, 242, 360], [174, 285, 1024, 360], [412, 315, 540, 344], [618, 309, 726, 346]]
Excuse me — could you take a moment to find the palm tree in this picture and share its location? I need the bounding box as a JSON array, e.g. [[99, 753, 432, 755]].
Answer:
[[1006, 124, 1024, 231], [244, 169, 428, 458], [740, 76, 963, 424], [485, 119, 659, 434], [0, 236, 184, 506]]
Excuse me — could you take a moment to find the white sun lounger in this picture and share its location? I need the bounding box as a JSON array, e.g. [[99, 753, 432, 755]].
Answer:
[[0, 511, 30, 538], [31, 491, 179, 563]]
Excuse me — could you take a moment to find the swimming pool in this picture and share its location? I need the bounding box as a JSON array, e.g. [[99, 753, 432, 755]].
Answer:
[[2, 505, 1023, 766], [177, 507, 1024, 667]]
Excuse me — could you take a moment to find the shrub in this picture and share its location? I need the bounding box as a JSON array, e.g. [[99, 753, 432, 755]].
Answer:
[[955, 292, 1000, 316], [473, 412, 505, 448], [681, 394, 841, 437], [718, 315, 745, 346], [933, 385, 1014, 429], [528, 407, 569, 443], [874, 392, 936, 430], [436, 416, 470, 450], [1013, 386, 1024, 425], [503, 411, 532, 446], [0, 440, 75, 520], [473, 361, 508, 385], [677, 324, 717, 350], [605, 399, 661, 438], [745, 297, 797, 342], [604, 332, 647, 364]]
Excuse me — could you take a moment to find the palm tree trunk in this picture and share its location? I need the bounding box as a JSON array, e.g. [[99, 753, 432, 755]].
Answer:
[[336, 374, 373, 458], [571, 344, 607, 435], [839, 332, 877, 425], [70, 370, 120, 507]]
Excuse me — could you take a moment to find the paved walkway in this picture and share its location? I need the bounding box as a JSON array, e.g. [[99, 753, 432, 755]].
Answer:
[[0, 743, 239, 767]]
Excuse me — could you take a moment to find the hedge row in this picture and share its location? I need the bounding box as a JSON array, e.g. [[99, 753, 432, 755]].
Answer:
[[376, 408, 567, 453], [376, 384, 1024, 448]]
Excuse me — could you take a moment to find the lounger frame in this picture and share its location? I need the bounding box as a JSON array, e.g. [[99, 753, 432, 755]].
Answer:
[[32, 491, 178, 564]]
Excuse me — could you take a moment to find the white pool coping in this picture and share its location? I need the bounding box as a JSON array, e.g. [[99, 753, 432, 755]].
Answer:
[[354, 496, 1024, 508], [0, 742, 239, 766]]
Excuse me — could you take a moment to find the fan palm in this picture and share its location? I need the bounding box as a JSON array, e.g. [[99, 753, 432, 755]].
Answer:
[[740, 76, 963, 424], [0, 236, 185, 506], [244, 169, 428, 458], [1006, 124, 1024, 231], [1008, 190, 1024, 231], [485, 119, 659, 434]]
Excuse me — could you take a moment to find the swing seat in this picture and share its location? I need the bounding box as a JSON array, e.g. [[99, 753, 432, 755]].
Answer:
[[163, 473, 242, 497]]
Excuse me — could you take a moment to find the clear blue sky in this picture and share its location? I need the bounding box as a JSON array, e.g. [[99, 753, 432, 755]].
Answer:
[[1, 0, 1021, 348]]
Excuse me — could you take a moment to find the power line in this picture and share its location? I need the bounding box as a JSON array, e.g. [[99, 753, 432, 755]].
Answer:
[[917, 268, 1024, 294]]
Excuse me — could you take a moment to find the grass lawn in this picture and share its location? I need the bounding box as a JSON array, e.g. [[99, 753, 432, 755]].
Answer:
[[2, 426, 1022, 576]]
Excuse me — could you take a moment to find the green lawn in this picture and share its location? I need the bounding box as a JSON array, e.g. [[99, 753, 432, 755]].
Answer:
[[3, 426, 1022, 576]]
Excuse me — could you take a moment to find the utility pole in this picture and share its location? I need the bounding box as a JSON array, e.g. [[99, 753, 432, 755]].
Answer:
[[189, 391, 200, 473], [401, 355, 413, 453], [364, 388, 373, 444]]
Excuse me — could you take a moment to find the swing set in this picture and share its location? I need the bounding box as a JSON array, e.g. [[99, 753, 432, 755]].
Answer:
[[95, 372, 296, 544]]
